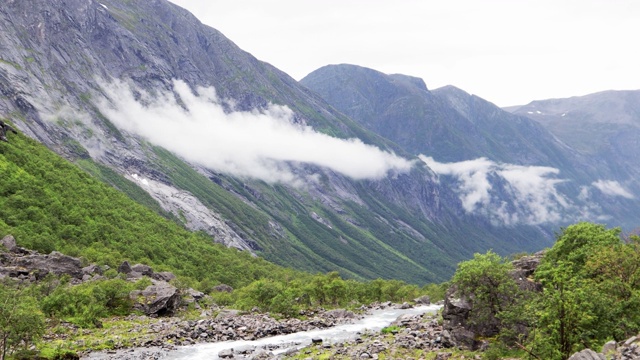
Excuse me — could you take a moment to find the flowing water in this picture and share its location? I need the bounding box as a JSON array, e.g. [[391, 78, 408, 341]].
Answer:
[[165, 304, 441, 359]]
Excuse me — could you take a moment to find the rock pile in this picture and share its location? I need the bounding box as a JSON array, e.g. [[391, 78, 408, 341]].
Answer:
[[568, 334, 640, 360], [1, 235, 85, 282], [0, 234, 201, 316]]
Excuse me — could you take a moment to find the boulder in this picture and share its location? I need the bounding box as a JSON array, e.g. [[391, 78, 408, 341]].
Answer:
[[213, 284, 234, 293], [82, 264, 102, 276], [218, 348, 234, 358], [131, 263, 154, 277], [13, 251, 83, 279], [324, 309, 356, 319], [623, 335, 638, 346], [399, 302, 412, 309], [151, 271, 176, 282], [601, 340, 616, 355], [510, 251, 544, 278], [131, 281, 181, 316], [187, 288, 205, 301], [117, 261, 132, 274], [510, 252, 545, 292], [567, 349, 605, 360], [414, 295, 431, 305], [1, 235, 18, 252], [442, 287, 471, 327]]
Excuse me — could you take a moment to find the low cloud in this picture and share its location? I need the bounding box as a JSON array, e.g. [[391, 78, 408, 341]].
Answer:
[[420, 155, 569, 225], [97, 79, 413, 185], [592, 180, 634, 199]]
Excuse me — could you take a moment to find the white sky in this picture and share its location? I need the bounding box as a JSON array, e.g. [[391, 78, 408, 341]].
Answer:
[[167, 0, 639, 107]]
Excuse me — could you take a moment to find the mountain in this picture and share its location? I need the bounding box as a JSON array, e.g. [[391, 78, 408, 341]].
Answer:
[[0, 0, 558, 284], [300, 64, 582, 168], [300, 65, 640, 231], [509, 90, 640, 180], [509, 90, 640, 231]]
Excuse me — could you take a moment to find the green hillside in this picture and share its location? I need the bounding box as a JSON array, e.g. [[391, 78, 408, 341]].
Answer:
[[0, 125, 294, 289]]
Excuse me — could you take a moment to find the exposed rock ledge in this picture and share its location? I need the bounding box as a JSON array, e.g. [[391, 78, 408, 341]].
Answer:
[[0, 234, 199, 316]]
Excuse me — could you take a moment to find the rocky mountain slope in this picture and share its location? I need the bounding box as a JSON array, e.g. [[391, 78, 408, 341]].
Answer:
[[0, 0, 560, 284], [509, 90, 640, 185], [301, 65, 577, 167], [301, 65, 640, 230]]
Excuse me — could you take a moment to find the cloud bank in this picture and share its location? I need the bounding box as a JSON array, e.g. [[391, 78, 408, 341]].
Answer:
[[420, 155, 569, 225], [592, 180, 634, 199], [97, 79, 413, 185]]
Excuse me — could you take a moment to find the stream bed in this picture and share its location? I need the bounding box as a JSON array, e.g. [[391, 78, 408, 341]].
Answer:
[[167, 304, 441, 359], [84, 304, 441, 359]]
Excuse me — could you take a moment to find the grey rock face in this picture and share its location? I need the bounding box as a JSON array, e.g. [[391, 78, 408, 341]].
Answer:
[[12, 251, 83, 280]]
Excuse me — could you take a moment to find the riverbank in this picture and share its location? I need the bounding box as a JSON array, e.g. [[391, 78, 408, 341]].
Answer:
[[79, 302, 441, 359]]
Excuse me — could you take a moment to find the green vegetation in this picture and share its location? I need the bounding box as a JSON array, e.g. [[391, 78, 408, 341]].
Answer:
[[0, 120, 444, 357], [150, 146, 445, 283], [0, 130, 294, 290], [40, 276, 150, 328], [214, 272, 433, 317], [0, 281, 45, 360], [451, 222, 640, 360]]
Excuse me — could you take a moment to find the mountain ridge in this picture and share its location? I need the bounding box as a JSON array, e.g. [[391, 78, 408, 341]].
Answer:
[[0, 0, 579, 283]]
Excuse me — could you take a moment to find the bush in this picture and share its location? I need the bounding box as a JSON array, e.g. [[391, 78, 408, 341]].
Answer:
[[0, 281, 46, 360]]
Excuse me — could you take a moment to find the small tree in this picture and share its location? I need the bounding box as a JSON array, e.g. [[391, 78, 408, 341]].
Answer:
[[0, 282, 46, 360], [451, 251, 519, 336], [529, 222, 625, 359]]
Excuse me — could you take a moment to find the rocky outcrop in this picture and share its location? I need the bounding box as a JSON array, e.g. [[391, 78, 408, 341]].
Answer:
[[130, 281, 181, 316], [441, 252, 545, 350], [510, 251, 545, 292], [581, 334, 640, 360], [0, 236, 200, 317], [441, 286, 479, 350], [1, 235, 84, 281]]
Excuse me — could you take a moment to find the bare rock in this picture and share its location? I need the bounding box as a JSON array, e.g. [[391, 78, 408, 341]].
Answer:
[[117, 261, 132, 274], [601, 340, 616, 355], [82, 264, 103, 276], [1, 235, 18, 252], [218, 348, 234, 358], [151, 271, 176, 282], [567, 349, 605, 360], [213, 284, 234, 293], [131, 264, 154, 277], [131, 281, 181, 316], [13, 251, 83, 279]]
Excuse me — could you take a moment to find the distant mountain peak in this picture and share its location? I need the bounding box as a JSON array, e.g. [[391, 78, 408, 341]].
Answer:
[[388, 74, 428, 92]]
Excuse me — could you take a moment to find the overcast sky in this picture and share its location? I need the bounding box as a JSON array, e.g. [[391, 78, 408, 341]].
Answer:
[[167, 0, 639, 107]]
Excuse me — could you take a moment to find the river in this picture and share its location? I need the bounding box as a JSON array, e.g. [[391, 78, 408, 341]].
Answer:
[[165, 304, 441, 359]]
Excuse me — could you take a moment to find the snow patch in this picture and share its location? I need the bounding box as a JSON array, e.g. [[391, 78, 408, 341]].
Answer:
[[99, 3, 108, 10]]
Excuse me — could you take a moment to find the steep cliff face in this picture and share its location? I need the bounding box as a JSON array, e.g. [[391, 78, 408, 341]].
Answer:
[[0, 0, 554, 283]]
